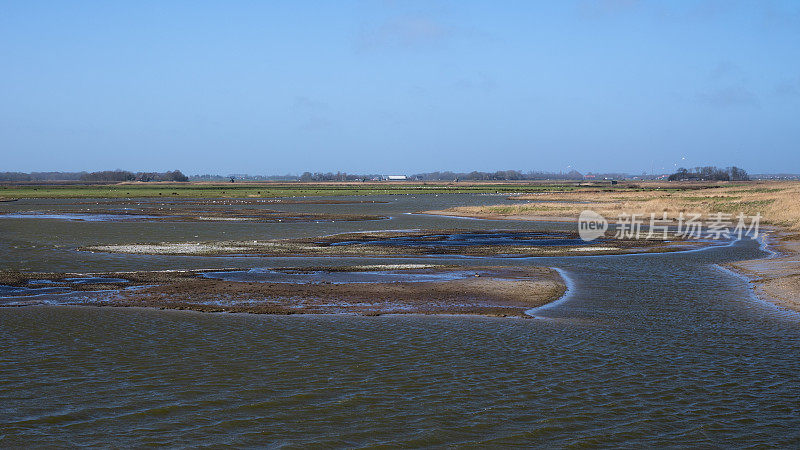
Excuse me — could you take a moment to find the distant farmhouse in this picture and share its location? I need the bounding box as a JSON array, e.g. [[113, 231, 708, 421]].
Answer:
[[386, 175, 407, 181]]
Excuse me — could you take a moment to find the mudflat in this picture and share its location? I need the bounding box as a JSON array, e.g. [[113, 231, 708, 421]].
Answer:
[[0, 265, 566, 317]]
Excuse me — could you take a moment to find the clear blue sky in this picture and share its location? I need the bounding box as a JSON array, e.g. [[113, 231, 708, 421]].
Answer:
[[2, 1, 799, 175]]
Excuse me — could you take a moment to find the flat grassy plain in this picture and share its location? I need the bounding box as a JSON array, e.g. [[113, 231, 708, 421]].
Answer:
[[0, 181, 597, 199], [0, 180, 753, 200]]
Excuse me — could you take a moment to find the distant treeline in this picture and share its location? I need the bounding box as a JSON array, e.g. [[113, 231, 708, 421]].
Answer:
[[0, 171, 86, 181], [81, 170, 189, 182], [668, 166, 749, 181], [299, 172, 382, 182], [190, 174, 300, 182], [247, 170, 587, 182], [410, 170, 584, 181], [3, 167, 757, 183], [0, 170, 188, 182]]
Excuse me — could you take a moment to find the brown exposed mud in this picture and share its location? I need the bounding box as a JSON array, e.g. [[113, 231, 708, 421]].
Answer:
[[0, 265, 566, 317]]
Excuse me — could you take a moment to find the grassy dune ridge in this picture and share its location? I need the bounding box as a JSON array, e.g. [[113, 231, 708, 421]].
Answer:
[[425, 181, 800, 311], [436, 181, 800, 232]]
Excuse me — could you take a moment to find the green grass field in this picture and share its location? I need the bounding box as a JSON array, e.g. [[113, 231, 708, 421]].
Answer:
[[0, 182, 590, 199]]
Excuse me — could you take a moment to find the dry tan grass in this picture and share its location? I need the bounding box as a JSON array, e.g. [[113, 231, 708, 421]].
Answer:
[[441, 181, 800, 231]]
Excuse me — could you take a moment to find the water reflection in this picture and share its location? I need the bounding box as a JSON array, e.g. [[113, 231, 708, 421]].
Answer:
[[0, 195, 798, 446]]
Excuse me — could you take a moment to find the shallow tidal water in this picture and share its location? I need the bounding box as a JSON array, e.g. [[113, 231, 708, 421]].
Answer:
[[1, 194, 799, 446]]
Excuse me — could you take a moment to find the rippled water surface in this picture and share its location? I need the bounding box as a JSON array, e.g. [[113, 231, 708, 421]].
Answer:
[[1, 195, 799, 446]]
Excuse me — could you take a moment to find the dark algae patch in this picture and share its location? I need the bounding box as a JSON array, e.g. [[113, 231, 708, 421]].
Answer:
[[83, 229, 705, 258], [325, 230, 591, 247]]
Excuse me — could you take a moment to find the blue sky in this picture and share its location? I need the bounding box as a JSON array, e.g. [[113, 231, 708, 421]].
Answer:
[[1, 1, 799, 175]]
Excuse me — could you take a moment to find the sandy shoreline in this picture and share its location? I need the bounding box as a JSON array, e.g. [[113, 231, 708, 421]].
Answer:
[[724, 229, 800, 313], [422, 209, 800, 313]]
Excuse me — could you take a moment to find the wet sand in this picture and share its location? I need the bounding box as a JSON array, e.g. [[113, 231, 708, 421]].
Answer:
[[726, 230, 800, 312], [0, 265, 566, 317]]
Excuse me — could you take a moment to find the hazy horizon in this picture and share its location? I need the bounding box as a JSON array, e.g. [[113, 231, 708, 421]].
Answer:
[[2, 1, 799, 174], [5, 166, 787, 178]]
